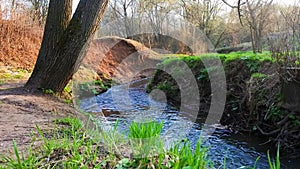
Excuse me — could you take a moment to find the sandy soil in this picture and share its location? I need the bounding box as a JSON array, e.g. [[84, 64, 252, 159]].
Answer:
[[0, 83, 85, 156]]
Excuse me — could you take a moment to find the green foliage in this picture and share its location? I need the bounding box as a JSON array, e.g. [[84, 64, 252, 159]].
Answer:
[[271, 50, 300, 66], [42, 87, 73, 104], [42, 88, 55, 95], [169, 139, 212, 169], [220, 51, 272, 73], [115, 158, 131, 168], [267, 145, 280, 169], [157, 51, 273, 77], [94, 80, 110, 91], [0, 140, 37, 169], [13, 74, 23, 79], [54, 117, 83, 132], [16, 69, 28, 74], [63, 99, 72, 104], [220, 51, 273, 63], [79, 82, 99, 95], [251, 73, 267, 79], [197, 67, 209, 80], [288, 114, 300, 127], [159, 54, 190, 60], [0, 117, 109, 168], [98, 119, 126, 154], [0, 73, 15, 80], [63, 85, 72, 93], [267, 106, 285, 122], [0, 117, 283, 169], [128, 121, 164, 158], [77, 80, 110, 95], [197, 66, 221, 81], [156, 81, 175, 91], [62, 84, 73, 104], [128, 121, 163, 138], [0, 68, 30, 82]]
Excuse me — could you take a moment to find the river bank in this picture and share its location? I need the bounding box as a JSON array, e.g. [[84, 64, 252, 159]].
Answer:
[[146, 51, 300, 158]]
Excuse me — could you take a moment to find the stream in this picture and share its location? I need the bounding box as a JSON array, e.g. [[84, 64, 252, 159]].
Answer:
[[78, 79, 298, 169]]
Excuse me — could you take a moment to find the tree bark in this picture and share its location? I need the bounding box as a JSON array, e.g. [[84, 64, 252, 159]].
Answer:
[[26, 0, 109, 92], [29, 0, 72, 83]]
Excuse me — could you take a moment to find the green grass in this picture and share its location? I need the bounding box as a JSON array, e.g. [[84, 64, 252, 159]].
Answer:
[[128, 121, 164, 159], [160, 51, 273, 65], [267, 106, 285, 121], [128, 121, 163, 139], [0, 68, 30, 83], [75, 80, 110, 95], [42, 88, 56, 95], [157, 51, 274, 76], [251, 72, 267, 79], [169, 139, 212, 169], [0, 117, 282, 169], [218, 51, 273, 63], [0, 117, 112, 168], [268, 145, 280, 169]]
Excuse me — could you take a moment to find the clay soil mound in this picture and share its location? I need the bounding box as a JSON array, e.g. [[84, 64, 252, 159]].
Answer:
[[0, 20, 42, 70], [83, 36, 160, 83]]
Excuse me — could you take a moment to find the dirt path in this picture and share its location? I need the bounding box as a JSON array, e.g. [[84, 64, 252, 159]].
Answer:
[[0, 83, 85, 156]]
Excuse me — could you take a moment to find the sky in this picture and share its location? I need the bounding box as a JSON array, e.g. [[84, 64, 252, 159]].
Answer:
[[72, 0, 299, 13], [226, 0, 298, 5]]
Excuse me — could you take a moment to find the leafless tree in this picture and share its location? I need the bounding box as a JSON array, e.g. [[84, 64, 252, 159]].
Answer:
[[280, 2, 300, 53], [243, 0, 274, 53], [27, 0, 49, 26], [180, 0, 227, 47]]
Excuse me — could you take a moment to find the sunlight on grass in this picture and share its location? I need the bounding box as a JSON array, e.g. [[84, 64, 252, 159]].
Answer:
[[0, 117, 282, 169]]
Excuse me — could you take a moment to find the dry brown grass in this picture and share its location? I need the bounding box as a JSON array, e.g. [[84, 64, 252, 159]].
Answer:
[[0, 13, 42, 70]]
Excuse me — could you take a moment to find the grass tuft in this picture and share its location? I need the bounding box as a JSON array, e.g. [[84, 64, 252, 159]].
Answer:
[[169, 139, 212, 169], [128, 120, 163, 139], [268, 145, 280, 169]]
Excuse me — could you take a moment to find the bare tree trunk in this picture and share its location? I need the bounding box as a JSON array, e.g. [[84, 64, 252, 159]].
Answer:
[[250, 27, 256, 53], [26, 0, 109, 92], [257, 29, 262, 53], [33, 0, 71, 71], [26, 0, 72, 89], [245, 0, 273, 53]]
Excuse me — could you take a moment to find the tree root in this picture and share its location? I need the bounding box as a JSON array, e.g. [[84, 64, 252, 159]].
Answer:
[[256, 125, 281, 135]]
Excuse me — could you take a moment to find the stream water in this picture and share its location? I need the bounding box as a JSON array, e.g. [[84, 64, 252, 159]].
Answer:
[[78, 79, 298, 169]]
